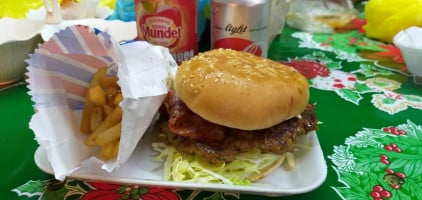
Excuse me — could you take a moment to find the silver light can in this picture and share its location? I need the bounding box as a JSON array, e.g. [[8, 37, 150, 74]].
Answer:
[[211, 0, 271, 57]]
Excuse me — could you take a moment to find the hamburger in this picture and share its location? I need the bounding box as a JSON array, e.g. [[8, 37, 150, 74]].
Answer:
[[153, 48, 318, 184]]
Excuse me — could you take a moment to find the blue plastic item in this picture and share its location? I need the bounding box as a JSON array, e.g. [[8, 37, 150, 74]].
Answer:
[[106, 0, 210, 40]]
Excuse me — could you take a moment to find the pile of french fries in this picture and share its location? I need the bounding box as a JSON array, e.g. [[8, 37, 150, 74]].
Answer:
[[80, 67, 123, 160]]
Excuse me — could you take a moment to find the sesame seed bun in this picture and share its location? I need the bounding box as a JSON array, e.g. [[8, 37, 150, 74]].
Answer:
[[174, 49, 310, 130]]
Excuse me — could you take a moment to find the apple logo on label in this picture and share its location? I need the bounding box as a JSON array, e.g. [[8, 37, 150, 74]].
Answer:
[[139, 7, 182, 48], [213, 38, 263, 56]]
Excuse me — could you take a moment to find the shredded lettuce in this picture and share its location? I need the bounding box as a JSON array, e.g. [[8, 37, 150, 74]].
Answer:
[[151, 134, 312, 185], [153, 143, 283, 185]]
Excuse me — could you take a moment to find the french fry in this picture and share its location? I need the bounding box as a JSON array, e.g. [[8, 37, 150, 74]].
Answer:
[[80, 67, 108, 133], [94, 122, 122, 146], [99, 76, 119, 89], [85, 106, 122, 146], [103, 104, 114, 115], [101, 140, 120, 160], [112, 140, 119, 158], [89, 67, 108, 87], [80, 67, 123, 160], [89, 85, 106, 106], [90, 106, 104, 132], [104, 87, 119, 106], [113, 93, 123, 105], [99, 141, 116, 160], [80, 99, 93, 134]]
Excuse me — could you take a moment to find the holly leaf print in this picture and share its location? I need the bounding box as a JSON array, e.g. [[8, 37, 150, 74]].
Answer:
[[203, 192, 240, 200], [334, 186, 371, 200], [336, 89, 363, 105], [185, 191, 240, 200], [351, 147, 386, 172], [345, 133, 381, 148], [402, 95, 422, 110], [354, 82, 373, 93], [326, 61, 343, 70], [12, 180, 47, 198], [407, 178, 422, 199], [355, 37, 385, 52], [357, 64, 394, 77], [301, 52, 343, 70], [313, 31, 361, 54], [333, 171, 379, 200], [335, 170, 362, 189], [329, 145, 356, 172], [302, 51, 327, 60], [330, 121, 422, 200], [396, 159, 422, 178], [399, 120, 422, 138]]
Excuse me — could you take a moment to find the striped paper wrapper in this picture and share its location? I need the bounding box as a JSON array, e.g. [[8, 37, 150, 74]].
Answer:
[[26, 25, 177, 180]]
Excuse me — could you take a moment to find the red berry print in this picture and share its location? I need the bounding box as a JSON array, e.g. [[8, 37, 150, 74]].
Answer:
[[395, 172, 406, 178], [333, 83, 345, 88], [380, 159, 389, 165], [370, 185, 393, 199], [382, 126, 406, 135], [384, 145, 393, 151], [349, 37, 358, 45], [380, 190, 392, 198], [380, 154, 390, 165], [383, 143, 401, 153], [373, 185, 384, 192], [347, 76, 357, 81], [385, 168, 394, 174], [371, 191, 381, 198], [391, 184, 401, 189]]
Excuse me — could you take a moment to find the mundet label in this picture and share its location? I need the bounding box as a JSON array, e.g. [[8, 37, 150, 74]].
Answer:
[[135, 0, 198, 64], [211, 0, 270, 57]]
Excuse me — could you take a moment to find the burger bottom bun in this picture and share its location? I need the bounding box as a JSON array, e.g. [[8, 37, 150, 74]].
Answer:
[[175, 49, 310, 130], [246, 154, 289, 182]]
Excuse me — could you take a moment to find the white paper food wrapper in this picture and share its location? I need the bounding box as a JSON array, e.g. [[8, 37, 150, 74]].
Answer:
[[26, 25, 177, 180]]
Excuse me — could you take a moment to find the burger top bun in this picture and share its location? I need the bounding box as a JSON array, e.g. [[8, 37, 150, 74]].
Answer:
[[174, 48, 310, 130]]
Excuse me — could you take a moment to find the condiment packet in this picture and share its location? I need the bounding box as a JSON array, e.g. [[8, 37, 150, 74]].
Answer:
[[26, 25, 177, 180]]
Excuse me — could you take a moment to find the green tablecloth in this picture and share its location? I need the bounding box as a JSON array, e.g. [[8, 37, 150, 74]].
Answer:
[[2, 8, 422, 200]]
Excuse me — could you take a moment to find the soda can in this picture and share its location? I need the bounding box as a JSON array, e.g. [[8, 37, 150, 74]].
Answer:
[[135, 0, 198, 65], [211, 0, 271, 57]]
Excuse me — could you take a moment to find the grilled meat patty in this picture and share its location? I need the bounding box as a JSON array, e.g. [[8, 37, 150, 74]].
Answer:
[[158, 103, 318, 163]]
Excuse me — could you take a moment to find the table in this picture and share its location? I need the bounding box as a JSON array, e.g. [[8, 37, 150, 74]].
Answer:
[[2, 6, 422, 200]]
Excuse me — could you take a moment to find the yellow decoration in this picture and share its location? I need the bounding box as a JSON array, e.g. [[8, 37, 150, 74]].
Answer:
[[99, 0, 116, 9], [0, 0, 43, 18], [364, 0, 422, 43], [0, 0, 116, 19]]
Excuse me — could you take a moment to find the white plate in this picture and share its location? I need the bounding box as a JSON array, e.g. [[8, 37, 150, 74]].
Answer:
[[34, 131, 327, 197]]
